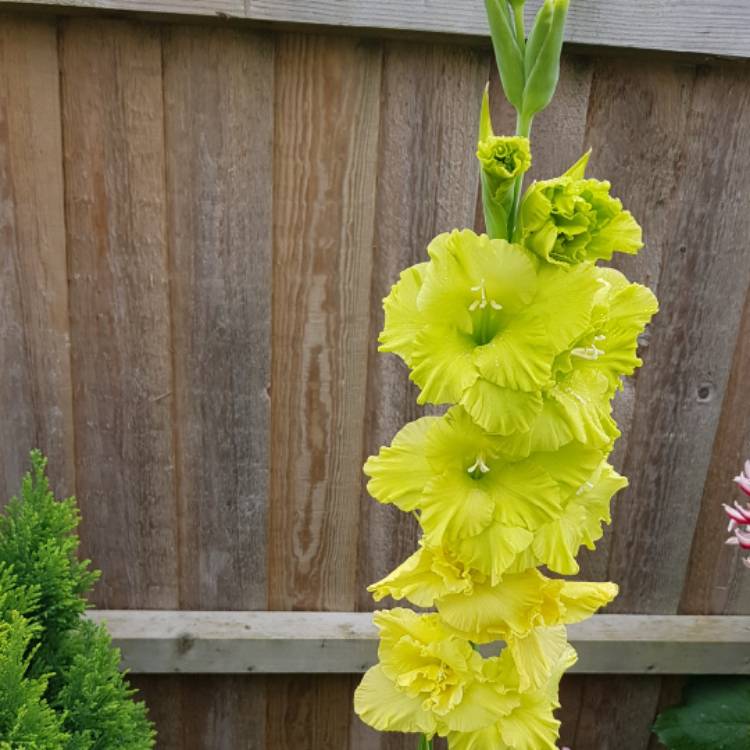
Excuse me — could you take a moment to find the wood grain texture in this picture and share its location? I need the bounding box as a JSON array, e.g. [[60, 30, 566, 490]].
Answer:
[[268, 33, 382, 612], [61, 18, 178, 609], [0, 17, 74, 501], [680, 283, 750, 616], [242, 0, 750, 59], [356, 40, 487, 612], [131, 675, 266, 750], [11, 0, 243, 14], [9, 0, 750, 58], [160, 25, 274, 750], [163, 25, 273, 612], [267, 32, 382, 750], [88, 609, 750, 674]]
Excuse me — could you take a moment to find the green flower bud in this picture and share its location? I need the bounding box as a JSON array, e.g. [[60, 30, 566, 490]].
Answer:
[[478, 135, 532, 240], [516, 151, 643, 265], [522, 0, 569, 118], [484, 0, 525, 110], [476, 87, 532, 240]]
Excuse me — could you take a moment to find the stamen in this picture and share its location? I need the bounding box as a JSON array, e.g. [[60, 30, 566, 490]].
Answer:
[[594, 334, 606, 341], [576, 480, 595, 496], [468, 278, 502, 313], [467, 455, 491, 475], [571, 345, 605, 361]]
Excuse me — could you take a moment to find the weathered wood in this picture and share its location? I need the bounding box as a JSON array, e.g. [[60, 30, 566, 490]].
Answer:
[[268, 33, 381, 612], [268, 32, 383, 750], [357, 40, 487, 612], [7, 0, 243, 14], [88, 610, 750, 674], [5, 0, 750, 58], [680, 284, 750, 616], [0, 17, 74, 501], [159, 24, 274, 750], [163, 25, 273, 612], [61, 19, 179, 610]]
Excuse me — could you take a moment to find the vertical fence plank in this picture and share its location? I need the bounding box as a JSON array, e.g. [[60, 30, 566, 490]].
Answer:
[[0, 17, 74, 500], [163, 23, 273, 616], [161, 24, 275, 748], [269, 31, 382, 614], [355, 40, 487, 616], [681, 284, 750, 616], [61, 17, 178, 610], [267, 32, 383, 749]]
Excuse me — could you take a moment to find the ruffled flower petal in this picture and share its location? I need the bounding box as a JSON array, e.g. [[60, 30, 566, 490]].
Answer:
[[364, 417, 438, 512]]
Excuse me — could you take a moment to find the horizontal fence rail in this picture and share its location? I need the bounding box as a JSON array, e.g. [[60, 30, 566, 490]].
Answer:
[[87, 611, 750, 675], [3, 0, 750, 58]]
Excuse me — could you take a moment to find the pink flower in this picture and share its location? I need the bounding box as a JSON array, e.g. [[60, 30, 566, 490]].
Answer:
[[725, 459, 750, 567], [735, 460, 750, 497]]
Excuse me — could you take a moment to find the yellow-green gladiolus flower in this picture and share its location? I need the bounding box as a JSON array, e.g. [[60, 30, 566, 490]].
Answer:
[[371, 546, 616, 642], [517, 152, 643, 266], [568, 267, 659, 395], [513, 460, 629, 575], [379, 229, 601, 435], [354, 609, 518, 738], [448, 645, 577, 750], [494, 268, 657, 459], [364, 406, 619, 581], [370, 544, 616, 689]]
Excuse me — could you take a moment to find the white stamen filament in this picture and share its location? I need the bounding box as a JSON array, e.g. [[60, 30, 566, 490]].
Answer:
[[594, 334, 606, 341], [467, 455, 491, 475], [571, 345, 605, 361], [576, 480, 595, 496], [469, 278, 502, 313]]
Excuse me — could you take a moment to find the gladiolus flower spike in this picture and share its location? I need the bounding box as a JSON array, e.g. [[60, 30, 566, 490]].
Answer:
[[354, 1, 659, 748]]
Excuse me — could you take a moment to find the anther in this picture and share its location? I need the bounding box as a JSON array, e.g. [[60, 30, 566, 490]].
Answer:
[[571, 345, 605, 361], [467, 456, 491, 475]]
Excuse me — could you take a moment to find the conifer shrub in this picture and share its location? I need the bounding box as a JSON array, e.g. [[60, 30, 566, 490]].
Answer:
[[0, 451, 155, 749]]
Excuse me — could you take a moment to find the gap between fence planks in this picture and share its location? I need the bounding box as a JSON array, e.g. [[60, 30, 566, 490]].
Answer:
[[3, 0, 750, 59], [87, 611, 750, 675]]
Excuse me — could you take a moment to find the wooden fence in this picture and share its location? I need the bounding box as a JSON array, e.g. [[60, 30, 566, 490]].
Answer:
[[1, 2, 750, 748]]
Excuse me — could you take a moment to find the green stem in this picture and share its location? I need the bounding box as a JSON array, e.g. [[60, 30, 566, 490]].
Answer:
[[513, 4, 526, 52], [418, 736, 434, 750], [507, 111, 533, 239]]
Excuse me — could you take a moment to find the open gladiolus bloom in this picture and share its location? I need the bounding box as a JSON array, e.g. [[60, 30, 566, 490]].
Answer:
[[354, 0, 658, 747]]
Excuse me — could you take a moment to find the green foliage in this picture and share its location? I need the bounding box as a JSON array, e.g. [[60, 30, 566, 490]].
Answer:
[[0, 450, 98, 669], [0, 451, 155, 749], [53, 619, 155, 750], [0, 611, 68, 749], [653, 678, 750, 750]]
